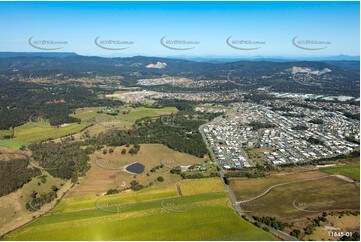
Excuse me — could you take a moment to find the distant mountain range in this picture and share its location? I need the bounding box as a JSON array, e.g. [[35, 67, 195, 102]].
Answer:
[[0, 53, 358, 75], [0, 52, 358, 97], [0, 52, 78, 58], [0, 52, 359, 62], [171, 55, 360, 63]]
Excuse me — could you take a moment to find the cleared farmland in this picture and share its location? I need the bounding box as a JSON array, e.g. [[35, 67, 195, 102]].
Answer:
[[0, 105, 176, 148], [0, 122, 88, 148], [72, 106, 177, 128], [180, 177, 225, 196], [321, 158, 360, 181], [67, 144, 208, 198], [229, 170, 325, 201], [5, 179, 275, 241], [230, 174, 359, 221], [228, 170, 360, 240]]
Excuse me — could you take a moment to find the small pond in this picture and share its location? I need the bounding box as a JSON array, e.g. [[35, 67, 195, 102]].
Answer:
[[125, 162, 145, 174]]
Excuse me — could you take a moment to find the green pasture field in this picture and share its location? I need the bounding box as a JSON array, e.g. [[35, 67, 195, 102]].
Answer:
[[321, 158, 360, 181], [0, 105, 176, 149], [0, 122, 88, 148], [180, 177, 225, 196], [0, 140, 27, 149], [73, 106, 177, 122], [5, 179, 274, 241]]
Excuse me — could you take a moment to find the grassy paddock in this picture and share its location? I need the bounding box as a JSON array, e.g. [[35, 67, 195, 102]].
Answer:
[[321, 158, 360, 181], [5, 183, 274, 241], [232, 175, 359, 221], [229, 174, 359, 240], [0, 122, 88, 148], [180, 177, 225, 196], [72, 106, 177, 126], [229, 170, 325, 201]]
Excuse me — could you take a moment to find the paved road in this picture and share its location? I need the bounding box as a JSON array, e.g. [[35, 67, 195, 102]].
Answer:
[[227, 71, 243, 86], [199, 122, 297, 241]]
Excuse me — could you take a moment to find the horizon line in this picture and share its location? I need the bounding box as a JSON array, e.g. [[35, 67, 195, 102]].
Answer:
[[0, 51, 360, 60]]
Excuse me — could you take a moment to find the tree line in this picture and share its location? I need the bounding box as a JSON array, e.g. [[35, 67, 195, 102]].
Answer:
[[0, 157, 40, 196]]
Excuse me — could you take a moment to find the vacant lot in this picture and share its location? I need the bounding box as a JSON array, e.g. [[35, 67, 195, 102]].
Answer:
[[245, 147, 272, 166], [67, 144, 208, 198], [237, 175, 359, 220], [229, 170, 326, 201], [5, 181, 274, 241], [230, 170, 359, 239]]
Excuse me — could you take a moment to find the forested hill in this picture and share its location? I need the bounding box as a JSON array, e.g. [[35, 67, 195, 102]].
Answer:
[[0, 54, 358, 76], [0, 54, 359, 98]]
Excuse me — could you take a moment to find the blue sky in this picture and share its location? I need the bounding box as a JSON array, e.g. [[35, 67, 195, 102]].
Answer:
[[0, 1, 359, 57]]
